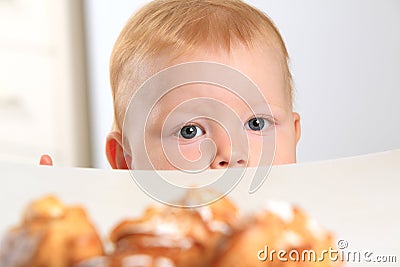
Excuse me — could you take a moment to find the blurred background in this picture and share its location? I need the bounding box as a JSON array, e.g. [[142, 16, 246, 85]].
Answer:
[[0, 0, 399, 168]]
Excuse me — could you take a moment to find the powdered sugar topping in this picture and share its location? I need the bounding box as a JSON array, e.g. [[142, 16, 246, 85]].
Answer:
[[264, 201, 294, 223]]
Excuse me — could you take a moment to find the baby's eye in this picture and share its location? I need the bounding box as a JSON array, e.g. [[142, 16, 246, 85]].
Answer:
[[179, 125, 205, 139], [246, 117, 271, 131]]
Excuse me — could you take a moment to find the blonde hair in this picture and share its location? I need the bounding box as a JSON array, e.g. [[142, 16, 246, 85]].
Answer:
[[110, 0, 292, 131]]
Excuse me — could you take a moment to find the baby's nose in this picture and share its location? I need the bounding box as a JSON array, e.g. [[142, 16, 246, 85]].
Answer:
[[215, 151, 247, 168], [210, 129, 248, 169]]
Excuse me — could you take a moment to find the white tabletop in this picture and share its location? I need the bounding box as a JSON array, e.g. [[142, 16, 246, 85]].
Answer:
[[1, 150, 399, 266]]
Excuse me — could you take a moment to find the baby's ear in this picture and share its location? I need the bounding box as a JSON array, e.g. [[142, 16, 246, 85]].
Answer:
[[293, 112, 301, 144], [106, 131, 129, 169]]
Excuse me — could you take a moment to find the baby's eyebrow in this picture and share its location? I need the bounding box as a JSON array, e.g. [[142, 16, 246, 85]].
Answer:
[[247, 100, 291, 117], [238, 101, 273, 115], [268, 104, 291, 118]]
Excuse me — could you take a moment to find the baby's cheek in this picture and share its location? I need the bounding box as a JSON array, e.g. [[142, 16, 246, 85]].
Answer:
[[246, 135, 264, 167], [273, 128, 297, 165], [178, 142, 203, 162], [143, 138, 175, 170]]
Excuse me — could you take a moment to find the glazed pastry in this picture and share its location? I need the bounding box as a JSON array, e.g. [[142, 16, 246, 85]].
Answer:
[[0, 195, 104, 267], [107, 196, 238, 267], [76, 254, 176, 267], [213, 201, 342, 267], [1, 194, 343, 267]]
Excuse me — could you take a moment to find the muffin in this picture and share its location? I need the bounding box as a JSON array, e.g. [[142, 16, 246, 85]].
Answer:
[[0, 195, 104, 267], [213, 201, 342, 267], [107, 195, 238, 267]]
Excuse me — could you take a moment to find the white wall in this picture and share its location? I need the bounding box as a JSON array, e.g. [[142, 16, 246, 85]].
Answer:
[[0, 0, 91, 167], [84, 0, 400, 168], [84, 0, 148, 168]]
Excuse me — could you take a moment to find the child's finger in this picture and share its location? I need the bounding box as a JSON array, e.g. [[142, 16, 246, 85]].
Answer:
[[39, 155, 53, 166]]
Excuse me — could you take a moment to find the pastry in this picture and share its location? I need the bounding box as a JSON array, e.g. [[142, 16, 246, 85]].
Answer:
[[1, 194, 343, 267], [106, 195, 238, 267], [0, 195, 104, 267], [213, 201, 342, 267]]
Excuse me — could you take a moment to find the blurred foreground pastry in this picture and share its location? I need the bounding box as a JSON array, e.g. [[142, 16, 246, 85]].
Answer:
[[105, 196, 238, 267], [0, 195, 104, 267], [214, 201, 342, 267], [1, 194, 342, 267]]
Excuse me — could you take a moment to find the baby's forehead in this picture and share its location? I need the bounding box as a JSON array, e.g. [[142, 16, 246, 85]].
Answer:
[[146, 82, 285, 126], [152, 45, 288, 97], [118, 44, 291, 131], [156, 83, 265, 106]]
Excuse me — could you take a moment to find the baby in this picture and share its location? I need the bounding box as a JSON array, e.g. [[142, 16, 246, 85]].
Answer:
[[41, 0, 301, 170]]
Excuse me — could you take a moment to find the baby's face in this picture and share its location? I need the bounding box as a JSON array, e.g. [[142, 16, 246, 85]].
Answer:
[[125, 44, 300, 170]]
